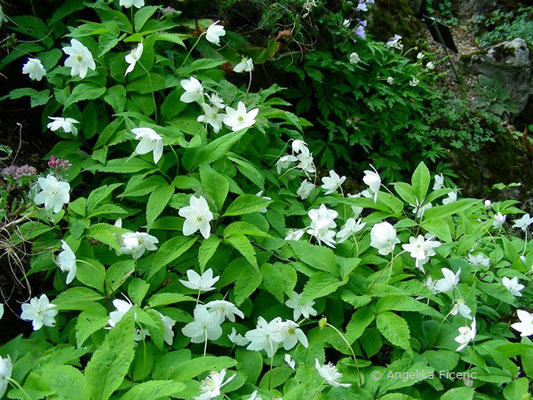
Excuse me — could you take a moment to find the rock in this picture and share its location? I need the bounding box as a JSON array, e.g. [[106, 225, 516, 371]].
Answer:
[[407, 0, 423, 15], [369, 0, 421, 48], [461, 38, 532, 116]]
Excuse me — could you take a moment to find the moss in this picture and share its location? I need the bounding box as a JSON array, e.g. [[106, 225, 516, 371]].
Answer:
[[368, 0, 421, 48]]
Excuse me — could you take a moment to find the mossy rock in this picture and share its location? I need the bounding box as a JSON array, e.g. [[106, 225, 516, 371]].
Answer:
[[368, 0, 422, 49]]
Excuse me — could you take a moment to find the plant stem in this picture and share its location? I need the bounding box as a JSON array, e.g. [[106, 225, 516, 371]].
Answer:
[[326, 323, 363, 386]]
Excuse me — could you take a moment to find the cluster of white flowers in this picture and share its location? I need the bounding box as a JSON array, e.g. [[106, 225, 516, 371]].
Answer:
[[180, 77, 259, 132], [402, 234, 441, 272], [244, 317, 308, 357], [276, 139, 316, 177]]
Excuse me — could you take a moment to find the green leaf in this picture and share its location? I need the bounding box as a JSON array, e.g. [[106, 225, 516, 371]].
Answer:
[[54, 287, 103, 311], [235, 348, 263, 385], [421, 219, 452, 242], [198, 236, 221, 270], [199, 164, 229, 211], [128, 278, 150, 304], [76, 306, 109, 348], [64, 84, 107, 109], [223, 222, 270, 239], [134, 6, 160, 32], [127, 73, 165, 94], [76, 257, 106, 293], [146, 184, 174, 229], [104, 85, 127, 113], [411, 161, 430, 202], [85, 312, 135, 400], [171, 356, 237, 381], [49, 0, 86, 24], [87, 183, 122, 212], [289, 241, 337, 275], [393, 182, 416, 205], [147, 293, 195, 308], [224, 194, 272, 216], [106, 260, 135, 294], [441, 387, 474, 400], [261, 263, 297, 303], [376, 312, 411, 355], [234, 263, 263, 305], [301, 272, 345, 303], [87, 158, 155, 174], [226, 234, 258, 270], [345, 308, 375, 344], [86, 223, 124, 251], [119, 380, 185, 400], [141, 236, 197, 279], [40, 365, 90, 400], [183, 129, 247, 170], [376, 295, 442, 318], [423, 199, 478, 220]]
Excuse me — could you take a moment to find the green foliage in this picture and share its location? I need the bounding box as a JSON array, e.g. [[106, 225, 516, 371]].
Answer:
[[0, 2, 532, 400], [473, 7, 533, 47]]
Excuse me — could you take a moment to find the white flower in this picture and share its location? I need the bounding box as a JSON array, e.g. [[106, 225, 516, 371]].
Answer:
[[63, 39, 96, 79], [417, 52, 425, 60], [20, 294, 58, 330], [343, 19, 350, 27], [296, 152, 315, 175], [197, 103, 225, 133], [246, 390, 262, 400], [0, 304, 3, 320], [179, 195, 214, 239], [234, 56, 254, 73], [411, 200, 432, 219], [155, 311, 176, 345], [208, 93, 225, 109], [182, 305, 223, 343], [22, 58, 46, 81], [297, 180, 315, 200], [451, 299, 472, 319], [442, 190, 457, 205], [426, 61, 435, 70], [315, 358, 351, 387], [0, 356, 12, 399], [424, 277, 439, 295], [132, 127, 163, 164], [108, 298, 133, 328], [285, 354, 296, 369], [455, 319, 476, 351], [245, 316, 283, 357], [133, 327, 150, 343], [228, 328, 250, 346], [386, 34, 403, 50], [57, 240, 77, 284], [370, 222, 400, 256], [256, 190, 271, 213], [321, 170, 346, 195], [205, 300, 244, 323], [511, 310, 533, 337], [276, 154, 297, 174], [180, 268, 219, 292], [195, 369, 235, 400], [513, 213, 533, 232], [274, 320, 308, 350], [349, 52, 361, 65], [402, 234, 441, 272], [387, 76, 394, 85], [223, 101, 259, 132], [502, 277, 524, 297], [363, 165, 381, 202], [285, 291, 317, 320], [47, 117, 79, 136], [291, 139, 310, 156], [484, 200, 492, 209], [119, 232, 159, 259], [493, 212, 506, 228], [409, 77, 419, 87], [285, 229, 305, 241], [34, 175, 70, 213], [347, 193, 364, 218], [180, 77, 204, 103], [205, 21, 226, 46], [435, 268, 461, 293], [433, 174, 444, 190], [467, 253, 490, 268], [120, 0, 144, 8], [125, 42, 143, 75], [336, 218, 366, 244], [307, 204, 338, 247]]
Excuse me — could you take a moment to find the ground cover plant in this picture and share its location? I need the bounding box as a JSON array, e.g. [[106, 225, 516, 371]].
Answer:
[[0, 1, 532, 400]]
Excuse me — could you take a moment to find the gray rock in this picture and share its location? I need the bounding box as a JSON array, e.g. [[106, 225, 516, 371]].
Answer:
[[461, 38, 532, 116]]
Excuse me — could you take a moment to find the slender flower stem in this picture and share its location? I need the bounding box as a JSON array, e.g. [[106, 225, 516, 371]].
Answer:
[[203, 329, 208, 357], [366, 250, 406, 293], [179, 34, 205, 69], [309, 379, 326, 399], [326, 323, 362, 386], [268, 336, 275, 390], [7, 377, 32, 400], [138, 62, 158, 123]]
